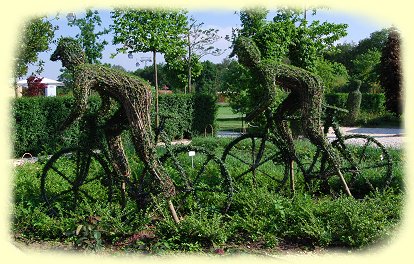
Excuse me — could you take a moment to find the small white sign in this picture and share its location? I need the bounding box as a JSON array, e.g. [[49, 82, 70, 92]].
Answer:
[[188, 151, 196, 157]]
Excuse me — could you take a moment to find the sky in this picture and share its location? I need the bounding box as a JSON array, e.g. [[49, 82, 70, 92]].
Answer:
[[21, 8, 391, 81]]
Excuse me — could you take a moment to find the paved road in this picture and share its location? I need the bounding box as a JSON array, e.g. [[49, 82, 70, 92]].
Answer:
[[326, 127, 404, 149], [12, 127, 404, 166], [218, 127, 404, 149]]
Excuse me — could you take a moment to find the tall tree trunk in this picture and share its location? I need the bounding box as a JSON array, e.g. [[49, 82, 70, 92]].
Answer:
[[187, 33, 192, 93], [153, 50, 159, 127]]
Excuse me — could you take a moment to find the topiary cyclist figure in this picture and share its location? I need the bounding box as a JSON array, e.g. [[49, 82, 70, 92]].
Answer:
[[50, 37, 180, 222], [231, 36, 352, 197]]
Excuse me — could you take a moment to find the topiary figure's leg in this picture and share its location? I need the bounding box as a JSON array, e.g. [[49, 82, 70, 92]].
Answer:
[[123, 93, 179, 222], [302, 117, 352, 197], [273, 93, 301, 195]]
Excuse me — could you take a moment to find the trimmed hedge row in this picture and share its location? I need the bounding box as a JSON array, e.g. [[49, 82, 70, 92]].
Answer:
[[324, 93, 386, 113], [192, 93, 218, 135], [12, 93, 216, 157], [12, 96, 96, 157]]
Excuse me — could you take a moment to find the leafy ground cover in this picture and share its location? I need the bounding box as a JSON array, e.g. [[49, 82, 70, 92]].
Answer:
[[11, 137, 404, 254]]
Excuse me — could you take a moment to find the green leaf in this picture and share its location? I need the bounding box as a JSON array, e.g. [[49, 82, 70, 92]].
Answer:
[[93, 231, 101, 240]]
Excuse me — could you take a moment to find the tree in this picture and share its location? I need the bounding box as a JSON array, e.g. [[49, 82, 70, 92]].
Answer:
[[164, 16, 224, 93], [232, 8, 348, 70], [193, 61, 220, 94], [380, 28, 402, 116], [220, 59, 256, 114], [58, 10, 110, 89], [68, 9, 110, 64], [226, 7, 348, 114], [231, 8, 294, 62], [24, 76, 47, 96], [278, 9, 348, 71], [133, 64, 171, 90], [324, 42, 356, 71], [186, 17, 223, 93], [351, 50, 382, 93], [353, 28, 391, 58], [111, 8, 188, 125], [14, 16, 56, 78], [57, 68, 74, 93], [326, 28, 392, 90], [314, 58, 349, 93]]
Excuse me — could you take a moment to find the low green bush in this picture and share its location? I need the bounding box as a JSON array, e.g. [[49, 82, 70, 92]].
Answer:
[[12, 137, 404, 252]]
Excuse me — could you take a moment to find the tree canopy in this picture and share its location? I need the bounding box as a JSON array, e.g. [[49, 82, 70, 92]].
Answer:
[[111, 8, 189, 125], [166, 16, 224, 93], [111, 9, 188, 56], [14, 16, 56, 78], [68, 9, 110, 64], [230, 8, 348, 71]]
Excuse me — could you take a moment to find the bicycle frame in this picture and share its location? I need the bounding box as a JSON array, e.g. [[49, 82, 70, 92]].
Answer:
[[246, 106, 360, 190]]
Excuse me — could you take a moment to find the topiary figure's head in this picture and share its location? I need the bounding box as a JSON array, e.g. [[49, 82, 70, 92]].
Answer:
[[230, 36, 261, 68], [51, 37, 86, 70]]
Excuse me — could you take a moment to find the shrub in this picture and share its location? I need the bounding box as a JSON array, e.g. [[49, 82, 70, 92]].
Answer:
[[25, 76, 47, 96], [155, 94, 193, 139], [12, 93, 217, 157], [361, 93, 386, 113], [324, 92, 386, 113], [345, 80, 362, 125], [192, 93, 218, 136], [12, 141, 403, 250], [11, 96, 100, 157], [324, 93, 348, 109]]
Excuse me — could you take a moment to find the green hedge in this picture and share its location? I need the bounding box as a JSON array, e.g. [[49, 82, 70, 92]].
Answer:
[[192, 93, 218, 136], [324, 93, 385, 113], [12, 93, 215, 157], [360, 93, 386, 113], [156, 94, 193, 139], [11, 96, 101, 157]]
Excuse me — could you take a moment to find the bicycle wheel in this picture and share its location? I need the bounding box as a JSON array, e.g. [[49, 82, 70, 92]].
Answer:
[[41, 147, 113, 216], [221, 133, 289, 192], [331, 134, 393, 197], [293, 138, 329, 193], [159, 145, 233, 215]]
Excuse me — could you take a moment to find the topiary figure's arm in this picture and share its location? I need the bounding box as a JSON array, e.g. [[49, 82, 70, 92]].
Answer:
[[59, 68, 94, 131]]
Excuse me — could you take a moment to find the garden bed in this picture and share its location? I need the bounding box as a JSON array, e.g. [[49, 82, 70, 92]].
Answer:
[[11, 137, 404, 254]]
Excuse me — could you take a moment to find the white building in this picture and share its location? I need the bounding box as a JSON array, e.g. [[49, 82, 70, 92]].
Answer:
[[16, 77, 65, 97]]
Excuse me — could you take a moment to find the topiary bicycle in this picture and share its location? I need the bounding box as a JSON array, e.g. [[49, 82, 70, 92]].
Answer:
[[40, 114, 233, 218], [221, 105, 393, 198]]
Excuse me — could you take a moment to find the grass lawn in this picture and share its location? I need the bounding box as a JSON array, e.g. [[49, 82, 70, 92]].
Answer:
[[217, 104, 246, 132]]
